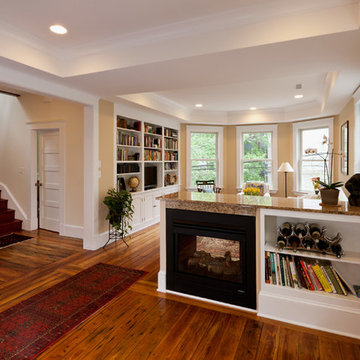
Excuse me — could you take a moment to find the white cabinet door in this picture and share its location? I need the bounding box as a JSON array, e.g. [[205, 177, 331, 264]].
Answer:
[[131, 195, 143, 229], [144, 193, 154, 223], [152, 192, 162, 219]]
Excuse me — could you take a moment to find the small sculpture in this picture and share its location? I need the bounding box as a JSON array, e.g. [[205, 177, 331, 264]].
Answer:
[[345, 173, 360, 206]]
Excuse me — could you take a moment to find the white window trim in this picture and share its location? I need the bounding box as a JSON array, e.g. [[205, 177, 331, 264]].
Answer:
[[292, 117, 334, 193], [353, 88, 360, 173], [236, 124, 278, 192], [186, 125, 223, 190]]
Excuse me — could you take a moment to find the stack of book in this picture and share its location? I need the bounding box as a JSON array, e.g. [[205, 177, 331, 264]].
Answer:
[[144, 149, 161, 161], [264, 251, 360, 297]]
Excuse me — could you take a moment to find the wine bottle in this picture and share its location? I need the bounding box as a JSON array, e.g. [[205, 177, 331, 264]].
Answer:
[[294, 223, 306, 237], [302, 236, 315, 249], [331, 244, 342, 258], [288, 234, 300, 252], [277, 235, 286, 251], [316, 237, 329, 251], [309, 223, 322, 239], [280, 222, 292, 236]]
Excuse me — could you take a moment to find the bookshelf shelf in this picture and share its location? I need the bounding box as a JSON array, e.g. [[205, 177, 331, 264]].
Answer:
[[117, 144, 141, 148], [117, 172, 141, 176], [259, 208, 360, 339], [117, 127, 141, 134], [264, 244, 360, 265], [117, 160, 142, 163]]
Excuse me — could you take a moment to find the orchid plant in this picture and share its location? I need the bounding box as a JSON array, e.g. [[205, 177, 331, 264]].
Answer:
[[305, 135, 343, 190]]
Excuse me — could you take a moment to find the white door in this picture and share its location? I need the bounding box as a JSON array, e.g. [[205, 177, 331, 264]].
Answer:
[[144, 193, 154, 223], [38, 130, 60, 232]]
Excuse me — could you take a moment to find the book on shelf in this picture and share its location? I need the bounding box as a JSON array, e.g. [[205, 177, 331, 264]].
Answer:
[[265, 252, 353, 296]]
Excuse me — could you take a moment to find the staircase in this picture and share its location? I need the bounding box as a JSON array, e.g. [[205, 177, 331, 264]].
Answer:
[[0, 189, 22, 236]]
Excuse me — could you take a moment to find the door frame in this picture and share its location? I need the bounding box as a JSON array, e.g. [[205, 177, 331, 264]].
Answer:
[[27, 121, 65, 232]]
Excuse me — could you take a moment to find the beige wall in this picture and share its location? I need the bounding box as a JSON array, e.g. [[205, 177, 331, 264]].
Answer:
[[334, 98, 355, 193], [0, 92, 84, 226], [98, 99, 115, 233], [180, 122, 294, 195]]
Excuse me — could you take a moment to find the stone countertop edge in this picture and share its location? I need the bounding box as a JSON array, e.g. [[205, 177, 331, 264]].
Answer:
[[160, 194, 360, 217]]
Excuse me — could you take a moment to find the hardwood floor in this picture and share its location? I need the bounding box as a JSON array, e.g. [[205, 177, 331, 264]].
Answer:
[[0, 226, 359, 359]]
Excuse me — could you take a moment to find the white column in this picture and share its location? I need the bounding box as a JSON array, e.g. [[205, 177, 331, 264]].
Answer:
[[83, 103, 100, 250]]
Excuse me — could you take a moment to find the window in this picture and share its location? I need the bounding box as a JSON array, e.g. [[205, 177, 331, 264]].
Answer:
[[236, 125, 278, 191], [293, 118, 334, 192], [186, 126, 223, 188]]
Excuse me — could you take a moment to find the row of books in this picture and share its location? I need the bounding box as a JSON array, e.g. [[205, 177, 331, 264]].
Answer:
[[164, 138, 178, 150], [164, 128, 178, 138], [117, 163, 140, 174], [144, 136, 161, 148], [164, 151, 178, 161], [164, 162, 177, 170], [117, 149, 140, 161], [118, 133, 139, 146], [265, 251, 359, 296], [144, 149, 162, 161]]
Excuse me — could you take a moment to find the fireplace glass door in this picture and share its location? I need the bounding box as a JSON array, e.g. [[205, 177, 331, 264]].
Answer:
[[177, 234, 243, 284]]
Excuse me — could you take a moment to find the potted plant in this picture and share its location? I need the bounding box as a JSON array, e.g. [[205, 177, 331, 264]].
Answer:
[[103, 188, 134, 238], [306, 136, 343, 205], [317, 180, 344, 205]]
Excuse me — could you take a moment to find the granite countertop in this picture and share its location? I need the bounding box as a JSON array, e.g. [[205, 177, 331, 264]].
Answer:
[[161, 191, 360, 217]]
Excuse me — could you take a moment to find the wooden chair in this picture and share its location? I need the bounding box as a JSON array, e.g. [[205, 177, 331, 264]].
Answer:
[[196, 180, 221, 193]]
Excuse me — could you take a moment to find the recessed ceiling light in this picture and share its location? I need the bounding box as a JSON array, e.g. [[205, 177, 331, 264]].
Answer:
[[249, 107, 257, 111], [195, 104, 203, 108], [294, 94, 303, 99], [49, 24, 67, 35]]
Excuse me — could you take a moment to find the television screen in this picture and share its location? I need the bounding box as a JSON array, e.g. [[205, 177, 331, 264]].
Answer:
[[145, 166, 157, 190]]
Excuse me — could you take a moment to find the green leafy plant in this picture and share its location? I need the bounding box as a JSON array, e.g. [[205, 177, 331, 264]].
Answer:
[[103, 188, 134, 237], [317, 180, 343, 190]]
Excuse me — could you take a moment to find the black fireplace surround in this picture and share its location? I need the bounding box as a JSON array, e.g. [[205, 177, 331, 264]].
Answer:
[[166, 209, 256, 309]]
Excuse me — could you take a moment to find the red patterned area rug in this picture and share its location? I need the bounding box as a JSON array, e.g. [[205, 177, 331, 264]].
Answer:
[[0, 263, 146, 360]]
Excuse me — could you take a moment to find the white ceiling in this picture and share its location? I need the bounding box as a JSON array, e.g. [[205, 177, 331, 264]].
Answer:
[[0, 0, 359, 123]]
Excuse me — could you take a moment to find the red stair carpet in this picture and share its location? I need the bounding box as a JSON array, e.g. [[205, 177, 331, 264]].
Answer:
[[0, 263, 146, 360], [0, 190, 22, 236]]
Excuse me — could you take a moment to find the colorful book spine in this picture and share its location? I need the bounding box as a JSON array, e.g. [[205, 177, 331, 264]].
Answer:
[[306, 263, 323, 291], [285, 256, 294, 288], [270, 252, 276, 285], [312, 264, 332, 293], [295, 258, 307, 289], [278, 254, 285, 286], [330, 266, 347, 296], [289, 256, 300, 288], [321, 265, 336, 293], [300, 259, 314, 290], [324, 265, 341, 294]]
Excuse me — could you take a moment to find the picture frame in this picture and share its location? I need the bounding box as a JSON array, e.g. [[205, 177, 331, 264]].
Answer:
[[341, 121, 349, 175]]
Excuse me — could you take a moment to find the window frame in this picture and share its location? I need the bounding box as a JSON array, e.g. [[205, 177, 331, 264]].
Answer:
[[292, 118, 334, 193], [186, 125, 223, 190], [236, 124, 278, 192]]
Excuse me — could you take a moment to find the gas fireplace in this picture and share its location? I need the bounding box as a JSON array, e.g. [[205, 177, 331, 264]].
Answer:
[[166, 209, 256, 309]]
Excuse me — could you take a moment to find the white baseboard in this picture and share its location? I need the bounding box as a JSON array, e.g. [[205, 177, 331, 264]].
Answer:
[[157, 271, 166, 292], [61, 224, 84, 239], [0, 182, 27, 222]]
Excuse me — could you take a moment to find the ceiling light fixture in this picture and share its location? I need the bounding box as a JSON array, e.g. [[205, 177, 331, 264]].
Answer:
[[195, 104, 203, 108], [49, 24, 68, 35], [250, 107, 257, 111], [294, 94, 303, 99]]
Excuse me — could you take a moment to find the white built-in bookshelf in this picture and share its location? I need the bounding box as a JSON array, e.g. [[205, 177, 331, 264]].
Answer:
[[116, 115, 179, 193], [259, 208, 360, 339]]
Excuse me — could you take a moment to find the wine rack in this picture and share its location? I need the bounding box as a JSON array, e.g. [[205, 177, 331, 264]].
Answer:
[[277, 222, 343, 258]]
